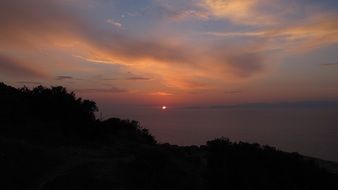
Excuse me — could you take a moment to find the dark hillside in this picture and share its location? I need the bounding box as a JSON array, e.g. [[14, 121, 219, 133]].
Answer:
[[0, 82, 337, 190]]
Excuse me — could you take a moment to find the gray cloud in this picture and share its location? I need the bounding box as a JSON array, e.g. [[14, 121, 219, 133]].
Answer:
[[321, 62, 338, 66], [55, 76, 74, 80], [76, 87, 127, 93], [16, 81, 41, 85], [0, 54, 45, 78], [209, 101, 338, 109], [153, 0, 209, 20], [227, 53, 265, 77], [207, 45, 266, 77], [126, 76, 151, 80], [184, 101, 338, 110], [224, 90, 242, 94]]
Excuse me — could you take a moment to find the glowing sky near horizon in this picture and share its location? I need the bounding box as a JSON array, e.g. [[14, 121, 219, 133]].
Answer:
[[1, 0, 338, 106]]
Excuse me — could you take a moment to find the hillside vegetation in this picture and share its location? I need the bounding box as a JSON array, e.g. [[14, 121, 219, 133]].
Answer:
[[0, 82, 337, 190]]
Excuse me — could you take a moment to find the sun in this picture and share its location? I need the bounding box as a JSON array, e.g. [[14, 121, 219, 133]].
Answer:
[[161, 106, 167, 110]]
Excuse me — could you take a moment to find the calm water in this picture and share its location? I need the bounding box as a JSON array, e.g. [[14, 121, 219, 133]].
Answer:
[[99, 105, 338, 162]]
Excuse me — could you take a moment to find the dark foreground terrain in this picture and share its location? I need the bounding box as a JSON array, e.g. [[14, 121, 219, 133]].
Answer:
[[1, 82, 338, 190]]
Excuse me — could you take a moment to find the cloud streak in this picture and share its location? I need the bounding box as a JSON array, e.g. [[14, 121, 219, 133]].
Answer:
[[127, 76, 152, 81], [55, 76, 74, 80], [150, 92, 174, 96], [76, 87, 127, 94], [321, 62, 338, 66]]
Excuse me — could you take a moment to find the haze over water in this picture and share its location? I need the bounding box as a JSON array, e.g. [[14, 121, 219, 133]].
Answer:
[[99, 104, 338, 162]]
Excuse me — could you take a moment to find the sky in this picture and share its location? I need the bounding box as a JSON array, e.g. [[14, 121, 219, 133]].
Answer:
[[1, 0, 338, 106]]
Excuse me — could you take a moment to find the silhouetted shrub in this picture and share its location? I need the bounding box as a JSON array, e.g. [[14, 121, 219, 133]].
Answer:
[[206, 137, 338, 190], [102, 118, 156, 144]]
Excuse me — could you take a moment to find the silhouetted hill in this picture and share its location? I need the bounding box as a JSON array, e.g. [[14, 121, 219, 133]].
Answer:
[[0, 82, 337, 190]]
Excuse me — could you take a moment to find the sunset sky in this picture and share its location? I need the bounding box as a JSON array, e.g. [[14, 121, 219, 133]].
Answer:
[[1, 0, 338, 107]]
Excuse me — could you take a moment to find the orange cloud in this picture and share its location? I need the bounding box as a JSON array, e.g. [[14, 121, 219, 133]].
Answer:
[[201, 0, 279, 25], [204, 14, 338, 52], [150, 92, 174, 96]]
